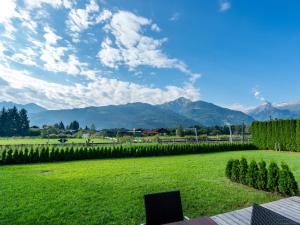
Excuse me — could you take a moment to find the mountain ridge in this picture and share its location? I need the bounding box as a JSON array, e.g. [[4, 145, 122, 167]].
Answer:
[[0, 101, 46, 114]]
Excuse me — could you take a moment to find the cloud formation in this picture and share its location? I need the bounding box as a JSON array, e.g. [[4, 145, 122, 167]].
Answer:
[[98, 10, 201, 82], [0, 65, 200, 109], [0, 0, 201, 108], [253, 87, 266, 102], [219, 0, 231, 12]]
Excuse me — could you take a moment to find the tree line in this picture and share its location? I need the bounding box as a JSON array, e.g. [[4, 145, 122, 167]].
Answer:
[[0, 107, 30, 137], [252, 119, 300, 151], [0, 143, 256, 165]]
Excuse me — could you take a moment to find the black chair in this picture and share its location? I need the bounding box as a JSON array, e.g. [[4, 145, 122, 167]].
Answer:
[[251, 203, 300, 225], [142, 191, 188, 225]]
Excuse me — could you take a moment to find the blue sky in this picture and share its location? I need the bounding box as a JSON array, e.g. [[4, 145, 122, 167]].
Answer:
[[0, 0, 300, 110]]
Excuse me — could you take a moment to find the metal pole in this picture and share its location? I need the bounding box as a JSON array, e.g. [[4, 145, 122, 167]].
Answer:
[[242, 121, 245, 143], [194, 127, 199, 143]]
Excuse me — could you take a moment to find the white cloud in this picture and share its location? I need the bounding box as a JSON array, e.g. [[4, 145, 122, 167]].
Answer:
[[98, 10, 201, 82], [96, 9, 112, 23], [24, 0, 65, 9], [11, 49, 38, 66], [66, 0, 106, 42], [0, 0, 18, 39], [0, 43, 5, 54], [219, 0, 231, 12], [40, 25, 93, 77], [252, 87, 266, 102], [0, 65, 200, 109], [151, 23, 160, 32], [169, 12, 180, 21], [43, 26, 61, 45], [17, 9, 38, 33]]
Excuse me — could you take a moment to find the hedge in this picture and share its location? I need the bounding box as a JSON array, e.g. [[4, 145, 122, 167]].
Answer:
[[252, 119, 300, 151], [0, 143, 257, 165], [226, 158, 298, 196]]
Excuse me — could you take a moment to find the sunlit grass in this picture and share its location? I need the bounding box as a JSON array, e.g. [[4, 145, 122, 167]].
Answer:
[[1, 150, 299, 225]]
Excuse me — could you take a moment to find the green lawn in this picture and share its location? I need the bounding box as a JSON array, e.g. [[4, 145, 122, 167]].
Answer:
[[0, 138, 112, 145], [1, 150, 300, 225]]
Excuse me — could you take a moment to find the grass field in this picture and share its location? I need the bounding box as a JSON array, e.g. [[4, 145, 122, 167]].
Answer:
[[1, 150, 300, 225], [0, 138, 113, 145]]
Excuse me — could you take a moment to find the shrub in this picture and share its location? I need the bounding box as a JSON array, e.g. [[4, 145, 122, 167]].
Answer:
[[268, 162, 280, 192], [6, 149, 13, 164], [247, 160, 259, 188], [23, 148, 29, 163], [0, 143, 257, 166], [278, 163, 299, 196], [239, 158, 248, 185], [231, 159, 240, 182], [1, 149, 7, 164], [225, 159, 233, 179], [257, 160, 268, 190], [12, 149, 20, 164]]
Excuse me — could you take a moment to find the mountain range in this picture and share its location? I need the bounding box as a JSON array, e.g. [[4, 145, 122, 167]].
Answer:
[[0, 101, 46, 114], [247, 101, 299, 121], [2, 98, 300, 129]]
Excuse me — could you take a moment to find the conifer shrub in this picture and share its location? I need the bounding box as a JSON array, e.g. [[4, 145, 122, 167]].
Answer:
[[257, 160, 268, 190], [1, 149, 7, 164], [231, 159, 240, 182], [225, 159, 233, 179], [12, 149, 20, 164], [23, 148, 29, 163], [6, 149, 13, 164], [239, 157, 248, 185], [268, 162, 280, 192], [247, 160, 259, 188], [226, 158, 298, 196], [278, 163, 299, 196], [0, 143, 256, 165]]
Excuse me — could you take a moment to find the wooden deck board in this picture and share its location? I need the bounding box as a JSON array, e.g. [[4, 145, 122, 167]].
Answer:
[[210, 197, 300, 225]]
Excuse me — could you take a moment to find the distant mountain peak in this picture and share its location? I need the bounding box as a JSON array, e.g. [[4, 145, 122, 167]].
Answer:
[[0, 101, 46, 114], [248, 101, 296, 121], [171, 97, 192, 104]]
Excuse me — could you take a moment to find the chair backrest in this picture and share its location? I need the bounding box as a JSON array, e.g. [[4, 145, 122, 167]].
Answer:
[[251, 204, 300, 225], [144, 190, 184, 225]]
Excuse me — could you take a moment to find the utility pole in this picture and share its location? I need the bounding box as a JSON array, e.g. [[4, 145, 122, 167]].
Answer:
[[242, 121, 245, 143], [194, 127, 199, 143], [225, 122, 233, 143]]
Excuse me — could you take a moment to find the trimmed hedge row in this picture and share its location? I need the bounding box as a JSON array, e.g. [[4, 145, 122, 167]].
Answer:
[[225, 158, 298, 196], [252, 120, 300, 151], [0, 143, 257, 165]]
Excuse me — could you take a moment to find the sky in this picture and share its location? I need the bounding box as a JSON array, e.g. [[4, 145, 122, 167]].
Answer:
[[0, 0, 300, 110]]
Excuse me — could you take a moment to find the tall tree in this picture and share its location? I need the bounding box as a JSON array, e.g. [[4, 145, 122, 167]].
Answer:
[[69, 120, 80, 130], [19, 109, 30, 136], [58, 121, 65, 130]]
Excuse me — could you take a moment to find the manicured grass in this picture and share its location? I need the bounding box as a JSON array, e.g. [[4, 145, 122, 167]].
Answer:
[[0, 138, 112, 145], [1, 150, 300, 225]]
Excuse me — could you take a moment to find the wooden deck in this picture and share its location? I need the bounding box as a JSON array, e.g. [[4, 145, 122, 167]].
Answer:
[[211, 196, 300, 225]]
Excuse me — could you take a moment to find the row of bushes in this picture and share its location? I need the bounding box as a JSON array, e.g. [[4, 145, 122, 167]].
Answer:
[[252, 120, 300, 151], [226, 158, 298, 196], [0, 143, 257, 165]]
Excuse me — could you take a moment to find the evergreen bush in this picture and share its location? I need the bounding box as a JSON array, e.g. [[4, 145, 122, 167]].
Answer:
[[247, 160, 259, 188], [239, 157, 248, 185], [225, 159, 233, 179], [257, 160, 268, 190], [278, 163, 299, 196], [0, 143, 257, 165], [268, 162, 280, 192], [231, 159, 240, 182]]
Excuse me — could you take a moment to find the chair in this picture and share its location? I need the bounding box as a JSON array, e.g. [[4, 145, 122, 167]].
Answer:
[[142, 190, 188, 225], [251, 203, 300, 225]]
